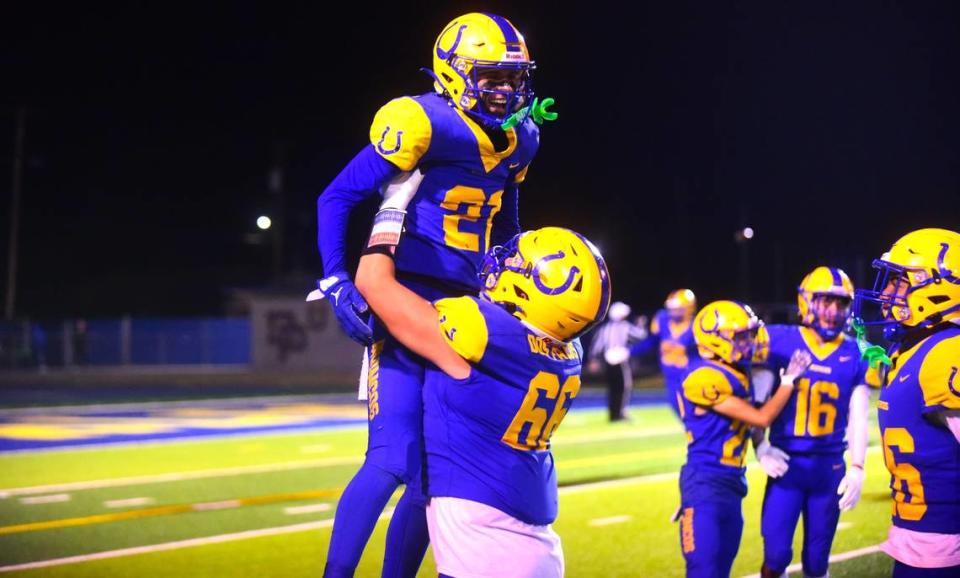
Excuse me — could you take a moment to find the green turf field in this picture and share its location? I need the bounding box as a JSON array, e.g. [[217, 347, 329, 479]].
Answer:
[[0, 396, 895, 577]]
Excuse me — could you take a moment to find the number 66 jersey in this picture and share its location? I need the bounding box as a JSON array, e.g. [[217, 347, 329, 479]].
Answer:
[[878, 325, 960, 535], [423, 295, 582, 526], [370, 93, 540, 292]]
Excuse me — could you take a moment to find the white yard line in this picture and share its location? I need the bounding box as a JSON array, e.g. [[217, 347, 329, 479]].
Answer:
[[104, 498, 155, 509], [1, 455, 362, 497], [284, 503, 332, 515], [738, 545, 882, 578], [0, 509, 395, 574], [19, 494, 70, 505], [588, 515, 632, 527]]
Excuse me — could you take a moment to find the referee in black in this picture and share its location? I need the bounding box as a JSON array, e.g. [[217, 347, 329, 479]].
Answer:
[[587, 301, 647, 422]]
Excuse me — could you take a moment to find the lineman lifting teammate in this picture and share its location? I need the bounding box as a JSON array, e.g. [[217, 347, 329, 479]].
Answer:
[[678, 300, 812, 578], [356, 223, 611, 578], [753, 267, 872, 578], [314, 13, 549, 578], [854, 228, 960, 578]]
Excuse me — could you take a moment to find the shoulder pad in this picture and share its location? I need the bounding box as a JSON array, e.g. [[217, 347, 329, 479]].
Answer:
[[683, 365, 735, 406], [369, 97, 432, 171], [918, 334, 960, 410], [435, 297, 488, 364]]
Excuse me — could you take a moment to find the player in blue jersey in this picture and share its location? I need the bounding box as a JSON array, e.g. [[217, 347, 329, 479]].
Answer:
[[678, 300, 812, 578], [354, 225, 611, 578], [314, 13, 547, 578], [854, 228, 960, 577], [751, 267, 872, 578], [632, 289, 700, 417]]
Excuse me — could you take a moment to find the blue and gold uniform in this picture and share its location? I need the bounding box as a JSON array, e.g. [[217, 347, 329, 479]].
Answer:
[[371, 92, 539, 292], [760, 325, 869, 577], [424, 295, 582, 524], [878, 325, 960, 536], [678, 359, 752, 578], [636, 309, 700, 416]]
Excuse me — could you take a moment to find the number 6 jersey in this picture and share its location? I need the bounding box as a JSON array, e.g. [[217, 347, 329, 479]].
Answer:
[[423, 295, 581, 526], [878, 325, 960, 535]]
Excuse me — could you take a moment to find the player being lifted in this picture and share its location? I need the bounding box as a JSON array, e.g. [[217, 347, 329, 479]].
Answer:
[[854, 228, 960, 578], [752, 267, 871, 578], [631, 289, 700, 417], [315, 13, 553, 578], [678, 301, 811, 578], [355, 225, 611, 578]]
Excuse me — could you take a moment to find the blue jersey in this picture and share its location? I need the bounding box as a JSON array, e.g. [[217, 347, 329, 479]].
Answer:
[[316, 92, 538, 294], [649, 310, 699, 382], [423, 295, 581, 526], [370, 93, 539, 292], [680, 360, 752, 476], [765, 325, 869, 454], [878, 325, 960, 535]]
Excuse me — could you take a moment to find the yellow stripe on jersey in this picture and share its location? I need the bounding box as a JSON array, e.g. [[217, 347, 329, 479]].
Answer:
[[513, 164, 530, 183], [369, 97, 432, 171], [435, 297, 489, 363], [799, 326, 844, 361], [918, 333, 960, 410], [453, 109, 518, 172], [683, 365, 734, 406]]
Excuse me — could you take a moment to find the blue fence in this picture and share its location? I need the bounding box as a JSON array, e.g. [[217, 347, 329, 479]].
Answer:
[[0, 318, 251, 369]]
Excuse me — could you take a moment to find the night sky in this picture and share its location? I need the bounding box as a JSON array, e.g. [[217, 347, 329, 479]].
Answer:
[[3, 1, 959, 319]]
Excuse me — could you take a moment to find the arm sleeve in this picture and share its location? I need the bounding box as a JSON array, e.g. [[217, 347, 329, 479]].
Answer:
[[847, 385, 871, 466], [316, 144, 401, 275], [490, 181, 520, 248]]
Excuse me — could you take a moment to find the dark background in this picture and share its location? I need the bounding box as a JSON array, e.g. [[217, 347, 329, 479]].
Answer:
[[3, 1, 958, 319]]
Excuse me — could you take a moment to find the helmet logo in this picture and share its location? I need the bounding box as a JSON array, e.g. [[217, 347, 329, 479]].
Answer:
[[699, 308, 721, 334], [436, 24, 468, 61], [949, 366, 959, 396], [375, 126, 403, 155], [531, 251, 580, 295]]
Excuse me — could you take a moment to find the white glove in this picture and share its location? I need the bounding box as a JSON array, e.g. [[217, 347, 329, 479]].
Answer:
[[755, 440, 790, 478], [837, 466, 865, 511], [779, 349, 812, 386]]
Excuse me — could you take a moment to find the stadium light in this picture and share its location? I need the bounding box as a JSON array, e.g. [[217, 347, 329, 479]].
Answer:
[[734, 227, 754, 242], [256, 216, 272, 230], [743, 226, 754, 240]]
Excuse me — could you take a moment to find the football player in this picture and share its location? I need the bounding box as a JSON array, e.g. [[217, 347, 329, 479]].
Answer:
[[853, 228, 960, 578], [315, 13, 543, 578], [752, 267, 871, 578], [355, 226, 611, 578], [631, 289, 700, 417], [678, 300, 812, 578]]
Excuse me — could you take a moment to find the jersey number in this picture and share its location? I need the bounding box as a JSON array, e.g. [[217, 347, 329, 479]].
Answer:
[[793, 378, 839, 436], [442, 186, 504, 253], [882, 427, 927, 521], [502, 372, 581, 451], [721, 420, 751, 467]]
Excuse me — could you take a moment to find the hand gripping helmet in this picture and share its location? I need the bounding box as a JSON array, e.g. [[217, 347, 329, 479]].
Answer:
[[478, 227, 611, 342], [797, 266, 854, 341], [430, 13, 535, 125], [854, 228, 960, 340], [693, 300, 763, 365]]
